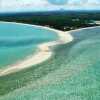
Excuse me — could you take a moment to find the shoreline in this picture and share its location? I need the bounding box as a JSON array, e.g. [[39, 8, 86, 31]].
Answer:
[[0, 22, 73, 76], [67, 25, 100, 33]]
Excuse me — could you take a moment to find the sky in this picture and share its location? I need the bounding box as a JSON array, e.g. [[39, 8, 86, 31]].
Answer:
[[0, 0, 100, 13]]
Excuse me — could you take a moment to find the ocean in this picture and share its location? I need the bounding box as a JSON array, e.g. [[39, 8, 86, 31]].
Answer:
[[0, 22, 58, 69], [0, 25, 100, 100]]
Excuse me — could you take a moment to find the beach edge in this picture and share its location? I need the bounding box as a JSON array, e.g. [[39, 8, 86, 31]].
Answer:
[[0, 21, 73, 76]]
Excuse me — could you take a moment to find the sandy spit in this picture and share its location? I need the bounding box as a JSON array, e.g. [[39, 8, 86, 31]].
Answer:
[[0, 22, 73, 76]]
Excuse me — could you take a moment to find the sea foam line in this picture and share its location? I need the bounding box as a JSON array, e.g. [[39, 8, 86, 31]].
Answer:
[[0, 22, 73, 76]]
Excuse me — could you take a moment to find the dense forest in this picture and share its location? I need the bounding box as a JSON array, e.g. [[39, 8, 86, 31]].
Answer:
[[0, 10, 100, 31]]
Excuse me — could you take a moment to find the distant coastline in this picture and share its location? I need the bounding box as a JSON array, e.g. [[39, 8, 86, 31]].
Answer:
[[0, 10, 99, 31]]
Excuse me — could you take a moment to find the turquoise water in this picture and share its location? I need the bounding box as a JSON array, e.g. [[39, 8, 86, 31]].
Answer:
[[0, 27, 100, 100], [0, 22, 58, 69]]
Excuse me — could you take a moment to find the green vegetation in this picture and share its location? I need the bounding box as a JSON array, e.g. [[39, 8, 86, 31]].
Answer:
[[0, 11, 99, 31]]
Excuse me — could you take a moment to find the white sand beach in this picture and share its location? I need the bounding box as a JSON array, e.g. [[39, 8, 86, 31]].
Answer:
[[0, 23, 73, 76]]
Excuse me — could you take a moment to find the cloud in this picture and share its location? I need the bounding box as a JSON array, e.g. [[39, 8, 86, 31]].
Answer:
[[0, 0, 100, 13], [63, 0, 100, 10], [0, 0, 42, 12]]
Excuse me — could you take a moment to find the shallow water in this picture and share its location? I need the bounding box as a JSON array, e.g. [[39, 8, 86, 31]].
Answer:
[[0, 22, 58, 69], [0, 27, 100, 100]]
